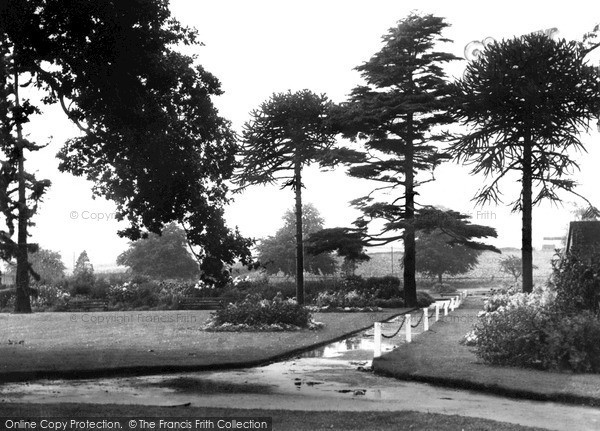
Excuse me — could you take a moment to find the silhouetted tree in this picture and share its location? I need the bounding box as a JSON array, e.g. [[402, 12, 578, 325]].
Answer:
[[326, 13, 460, 306], [450, 32, 600, 293], [0, 1, 252, 310], [235, 90, 360, 304]]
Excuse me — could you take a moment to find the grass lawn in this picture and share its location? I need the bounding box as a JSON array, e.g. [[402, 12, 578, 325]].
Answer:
[[0, 403, 546, 431], [374, 297, 600, 406], [0, 309, 403, 380]]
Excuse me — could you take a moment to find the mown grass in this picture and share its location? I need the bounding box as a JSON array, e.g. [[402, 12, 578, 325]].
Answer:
[[0, 309, 403, 378]]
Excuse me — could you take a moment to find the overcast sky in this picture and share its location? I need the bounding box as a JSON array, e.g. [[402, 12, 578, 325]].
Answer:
[[18, 0, 600, 271]]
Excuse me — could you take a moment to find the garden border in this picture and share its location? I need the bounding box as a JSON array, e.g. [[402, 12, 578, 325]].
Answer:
[[373, 296, 600, 408]]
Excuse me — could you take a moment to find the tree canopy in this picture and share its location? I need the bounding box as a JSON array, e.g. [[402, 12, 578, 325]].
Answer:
[[317, 13, 464, 306], [235, 89, 360, 303], [416, 229, 482, 283], [257, 204, 337, 277], [6, 248, 66, 285], [0, 1, 252, 309], [117, 223, 200, 280], [450, 32, 600, 292]]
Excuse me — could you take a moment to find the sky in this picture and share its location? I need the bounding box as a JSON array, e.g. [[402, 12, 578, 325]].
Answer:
[[14, 0, 600, 272]]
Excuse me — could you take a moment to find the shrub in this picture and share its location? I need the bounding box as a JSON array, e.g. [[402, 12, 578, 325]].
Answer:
[[340, 275, 367, 293], [473, 287, 600, 372], [544, 311, 600, 372], [89, 279, 111, 299], [473, 296, 552, 368], [68, 279, 93, 297], [107, 280, 158, 308], [220, 277, 335, 305], [0, 286, 14, 310], [315, 290, 369, 308], [363, 276, 402, 299], [374, 298, 405, 308], [430, 283, 457, 294], [549, 251, 600, 314], [415, 291, 435, 307], [30, 284, 70, 309], [214, 294, 311, 327]]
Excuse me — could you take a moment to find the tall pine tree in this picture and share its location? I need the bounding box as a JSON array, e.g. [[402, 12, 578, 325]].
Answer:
[[335, 13, 460, 306]]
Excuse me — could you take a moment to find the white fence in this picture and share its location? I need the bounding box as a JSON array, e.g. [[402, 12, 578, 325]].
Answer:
[[373, 291, 468, 358]]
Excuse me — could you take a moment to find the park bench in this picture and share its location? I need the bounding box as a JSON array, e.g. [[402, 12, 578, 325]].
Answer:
[[66, 299, 109, 312], [178, 296, 223, 310]]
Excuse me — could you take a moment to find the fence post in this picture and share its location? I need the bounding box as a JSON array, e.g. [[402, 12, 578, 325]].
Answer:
[[435, 302, 440, 322], [405, 314, 412, 343], [373, 322, 382, 358], [423, 307, 429, 332], [444, 301, 449, 316]]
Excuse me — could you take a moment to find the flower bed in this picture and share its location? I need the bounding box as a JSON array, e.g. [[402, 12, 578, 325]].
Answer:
[[204, 294, 323, 331], [470, 252, 600, 373]]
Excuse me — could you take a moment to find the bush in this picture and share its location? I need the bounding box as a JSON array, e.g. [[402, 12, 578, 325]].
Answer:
[[340, 275, 367, 293], [363, 276, 402, 299], [214, 294, 311, 327], [415, 291, 435, 307], [220, 277, 336, 305], [107, 281, 159, 308], [315, 290, 368, 309], [0, 286, 14, 310], [474, 295, 552, 368], [374, 298, 405, 308], [544, 311, 600, 372], [430, 283, 457, 294], [473, 287, 600, 372], [30, 284, 70, 310], [549, 251, 600, 314], [89, 279, 111, 299]]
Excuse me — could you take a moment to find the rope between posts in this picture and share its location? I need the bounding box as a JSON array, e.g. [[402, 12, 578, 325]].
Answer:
[[381, 316, 406, 339], [411, 310, 425, 328], [427, 308, 436, 319]]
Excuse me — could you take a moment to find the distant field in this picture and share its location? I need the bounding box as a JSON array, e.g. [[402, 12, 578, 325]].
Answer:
[[234, 247, 559, 288], [355, 248, 556, 281]]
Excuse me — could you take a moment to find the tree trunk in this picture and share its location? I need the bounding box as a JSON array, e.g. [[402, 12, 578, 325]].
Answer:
[[521, 133, 534, 294], [438, 273, 443, 285], [403, 113, 417, 307], [294, 157, 305, 305], [13, 67, 31, 313]]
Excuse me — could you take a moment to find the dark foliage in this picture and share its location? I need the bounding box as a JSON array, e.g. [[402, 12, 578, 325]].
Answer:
[[0, 0, 252, 297], [549, 251, 600, 314], [329, 13, 460, 306]]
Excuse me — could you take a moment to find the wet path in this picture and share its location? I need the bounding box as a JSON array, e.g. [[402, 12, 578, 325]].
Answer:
[[1, 311, 599, 431]]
